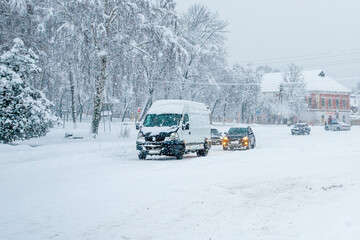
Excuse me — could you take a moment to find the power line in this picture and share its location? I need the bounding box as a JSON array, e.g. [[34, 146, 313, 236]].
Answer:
[[267, 59, 360, 70], [301, 59, 360, 68], [154, 76, 360, 87], [333, 76, 360, 81], [238, 48, 360, 64]]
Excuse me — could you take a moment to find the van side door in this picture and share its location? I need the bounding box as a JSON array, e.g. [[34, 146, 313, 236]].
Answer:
[[180, 113, 192, 145]]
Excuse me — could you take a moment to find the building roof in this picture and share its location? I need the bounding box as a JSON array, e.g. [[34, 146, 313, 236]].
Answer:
[[262, 70, 352, 94], [351, 90, 360, 96]]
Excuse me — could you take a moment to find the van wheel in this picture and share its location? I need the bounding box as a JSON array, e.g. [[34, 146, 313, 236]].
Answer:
[[337, 127, 340, 131], [175, 145, 185, 160], [175, 153, 184, 160], [197, 149, 208, 157], [204, 138, 211, 150], [138, 152, 147, 160]]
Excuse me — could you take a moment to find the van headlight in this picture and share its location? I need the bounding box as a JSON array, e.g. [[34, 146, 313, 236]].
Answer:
[[169, 132, 179, 140], [137, 132, 144, 140]]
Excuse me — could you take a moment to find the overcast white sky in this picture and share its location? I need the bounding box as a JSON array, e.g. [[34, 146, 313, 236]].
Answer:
[[176, 0, 360, 89]]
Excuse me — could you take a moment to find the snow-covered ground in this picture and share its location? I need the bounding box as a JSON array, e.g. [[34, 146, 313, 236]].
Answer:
[[1, 122, 360, 240]]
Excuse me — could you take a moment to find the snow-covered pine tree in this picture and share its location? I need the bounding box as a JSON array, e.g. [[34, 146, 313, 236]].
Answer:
[[0, 38, 56, 143]]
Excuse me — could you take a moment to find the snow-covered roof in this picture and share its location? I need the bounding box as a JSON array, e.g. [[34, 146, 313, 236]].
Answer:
[[147, 100, 207, 114], [262, 70, 351, 93], [351, 90, 360, 96]]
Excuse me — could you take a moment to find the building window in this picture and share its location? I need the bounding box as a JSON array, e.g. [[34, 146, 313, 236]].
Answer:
[[328, 98, 332, 108], [321, 98, 325, 108], [336, 99, 340, 108], [343, 99, 346, 109], [308, 98, 312, 108]]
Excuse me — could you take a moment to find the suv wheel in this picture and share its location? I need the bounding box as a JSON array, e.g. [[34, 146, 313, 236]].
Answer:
[[251, 140, 256, 149]]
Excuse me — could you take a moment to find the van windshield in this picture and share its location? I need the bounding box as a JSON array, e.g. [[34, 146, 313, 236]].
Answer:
[[143, 114, 182, 127]]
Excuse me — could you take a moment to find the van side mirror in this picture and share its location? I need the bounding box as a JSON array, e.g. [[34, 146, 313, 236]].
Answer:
[[136, 123, 140, 130], [182, 122, 190, 130]]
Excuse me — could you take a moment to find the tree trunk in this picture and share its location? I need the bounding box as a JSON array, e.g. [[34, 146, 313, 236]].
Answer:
[[210, 98, 220, 125], [91, 55, 107, 134], [164, 77, 168, 99], [223, 102, 227, 125], [139, 85, 154, 122], [77, 95, 83, 122], [181, 69, 190, 100], [121, 98, 130, 122], [139, 68, 154, 121], [58, 89, 66, 119], [69, 65, 77, 129], [139, 94, 153, 121]]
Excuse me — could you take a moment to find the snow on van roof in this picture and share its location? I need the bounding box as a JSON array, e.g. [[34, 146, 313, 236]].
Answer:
[[147, 100, 208, 114], [262, 70, 351, 93]]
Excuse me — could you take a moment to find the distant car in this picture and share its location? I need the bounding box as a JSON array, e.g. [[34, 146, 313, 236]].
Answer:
[[325, 121, 351, 131], [211, 128, 223, 145], [291, 123, 311, 135], [222, 126, 256, 150]]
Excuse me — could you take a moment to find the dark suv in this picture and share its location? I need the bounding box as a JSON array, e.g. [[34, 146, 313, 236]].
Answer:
[[222, 127, 256, 150], [211, 128, 222, 145]]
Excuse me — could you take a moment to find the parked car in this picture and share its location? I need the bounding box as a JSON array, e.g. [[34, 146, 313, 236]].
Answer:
[[136, 100, 211, 160], [291, 123, 311, 135], [325, 121, 351, 131], [211, 128, 223, 145], [222, 126, 256, 150]]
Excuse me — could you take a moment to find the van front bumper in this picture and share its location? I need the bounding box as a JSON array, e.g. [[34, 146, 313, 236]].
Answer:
[[136, 140, 185, 156]]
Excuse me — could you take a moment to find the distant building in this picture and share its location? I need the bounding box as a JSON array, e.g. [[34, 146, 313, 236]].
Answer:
[[261, 70, 351, 125]]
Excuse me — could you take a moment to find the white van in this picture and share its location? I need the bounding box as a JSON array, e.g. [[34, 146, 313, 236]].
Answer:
[[136, 100, 211, 159]]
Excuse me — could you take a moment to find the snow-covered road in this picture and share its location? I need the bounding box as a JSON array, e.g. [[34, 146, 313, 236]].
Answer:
[[1, 124, 360, 240]]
